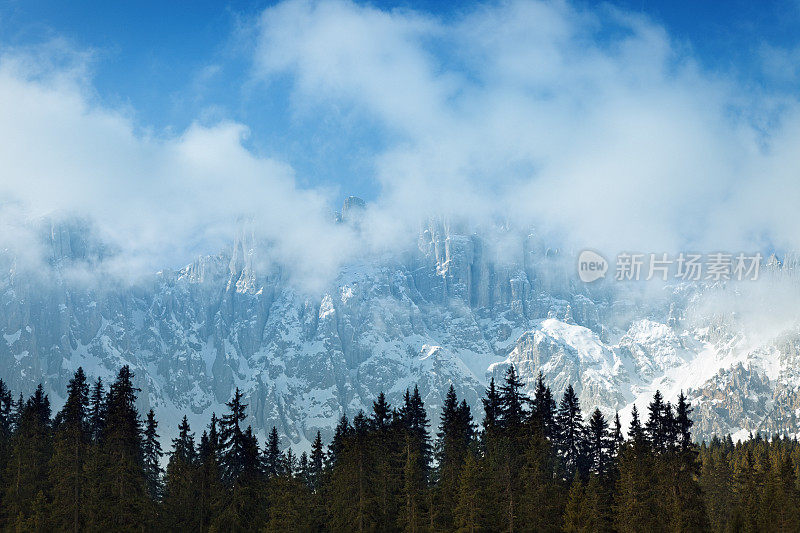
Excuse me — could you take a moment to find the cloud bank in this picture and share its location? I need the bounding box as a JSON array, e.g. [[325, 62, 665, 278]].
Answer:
[[2, 0, 800, 291], [255, 0, 800, 255], [0, 42, 356, 288]]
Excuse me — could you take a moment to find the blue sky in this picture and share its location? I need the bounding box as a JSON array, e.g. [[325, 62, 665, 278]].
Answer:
[[3, 0, 799, 203], [1, 0, 442, 198]]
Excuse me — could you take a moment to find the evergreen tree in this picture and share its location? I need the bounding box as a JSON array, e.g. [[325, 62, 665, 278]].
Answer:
[[433, 385, 475, 530], [163, 416, 198, 531], [399, 386, 432, 472], [88, 366, 149, 531], [529, 371, 556, 438], [297, 451, 310, 487], [208, 412, 220, 450], [435, 384, 459, 451], [628, 404, 646, 446], [499, 366, 525, 430], [49, 367, 90, 532], [564, 474, 589, 533], [4, 385, 52, 529], [0, 366, 793, 532], [264, 426, 283, 478], [309, 430, 325, 490], [88, 377, 105, 443], [0, 378, 12, 431], [213, 424, 264, 532], [327, 414, 351, 468], [582, 473, 613, 532], [372, 392, 392, 430], [454, 451, 485, 533], [664, 450, 709, 532], [352, 410, 368, 434], [197, 421, 224, 531], [13, 392, 23, 426], [485, 429, 523, 530], [611, 411, 624, 458], [266, 471, 312, 532], [399, 437, 426, 533], [327, 417, 379, 532], [586, 408, 610, 476], [283, 447, 297, 477], [0, 378, 13, 519], [218, 388, 257, 485], [764, 452, 800, 531], [556, 384, 586, 479], [614, 442, 662, 533], [729, 448, 759, 531], [646, 390, 666, 451], [0, 377, 13, 439], [172, 415, 196, 464], [375, 409, 404, 532], [142, 409, 163, 501], [699, 441, 733, 531], [213, 389, 263, 531], [662, 402, 677, 451], [482, 377, 502, 433], [520, 432, 564, 531], [397, 387, 431, 531], [675, 391, 694, 452]]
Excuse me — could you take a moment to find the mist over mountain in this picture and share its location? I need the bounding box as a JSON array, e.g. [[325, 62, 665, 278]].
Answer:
[[2, 205, 799, 449]]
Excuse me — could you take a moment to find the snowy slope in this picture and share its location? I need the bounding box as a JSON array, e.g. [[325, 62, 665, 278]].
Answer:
[[2, 216, 800, 447]]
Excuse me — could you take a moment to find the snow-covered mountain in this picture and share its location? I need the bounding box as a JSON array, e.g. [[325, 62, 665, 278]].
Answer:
[[3, 201, 800, 447]]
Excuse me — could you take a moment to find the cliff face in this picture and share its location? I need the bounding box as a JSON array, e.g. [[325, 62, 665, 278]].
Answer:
[[2, 215, 800, 446]]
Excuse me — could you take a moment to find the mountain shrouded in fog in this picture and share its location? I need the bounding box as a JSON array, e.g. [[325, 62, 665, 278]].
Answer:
[[3, 208, 800, 449]]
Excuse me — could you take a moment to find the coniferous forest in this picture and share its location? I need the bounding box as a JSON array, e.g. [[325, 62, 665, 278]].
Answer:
[[1, 366, 799, 532]]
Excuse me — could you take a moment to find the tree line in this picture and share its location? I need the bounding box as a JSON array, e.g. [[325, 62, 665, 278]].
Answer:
[[0, 365, 798, 531]]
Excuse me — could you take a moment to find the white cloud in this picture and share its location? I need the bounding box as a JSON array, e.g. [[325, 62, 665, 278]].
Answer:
[[3, 0, 800, 294], [255, 0, 800, 257], [0, 43, 356, 290]]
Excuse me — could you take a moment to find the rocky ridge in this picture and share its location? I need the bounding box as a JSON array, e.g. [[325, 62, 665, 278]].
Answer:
[[2, 202, 800, 446]]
